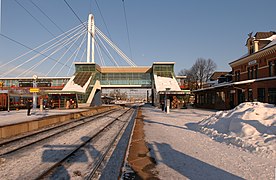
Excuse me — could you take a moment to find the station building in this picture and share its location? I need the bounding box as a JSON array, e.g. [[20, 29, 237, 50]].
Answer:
[[0, 62, 190, 109], [194, 31, 276, 110]]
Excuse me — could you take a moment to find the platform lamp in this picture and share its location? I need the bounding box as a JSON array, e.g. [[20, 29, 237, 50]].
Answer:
[[32, 75, 38, 112], [165, 87, 171, 113]]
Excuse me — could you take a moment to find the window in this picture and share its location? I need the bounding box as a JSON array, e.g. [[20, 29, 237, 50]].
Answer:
[[251, 66, 254, 79], [221, 91, 225, 102], [235, 71, 240, 81], [248, 89, 253, 102], [269, 61, 273, 76], [274, 60, 276, 76], [257, 88, 265, 102], [255, 65, 258, 79], [211, 93, 215, 104], [268, 88, 276, 104]]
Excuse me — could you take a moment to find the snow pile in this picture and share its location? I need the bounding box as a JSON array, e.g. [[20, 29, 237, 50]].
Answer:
[[198, 102, 276, 157]]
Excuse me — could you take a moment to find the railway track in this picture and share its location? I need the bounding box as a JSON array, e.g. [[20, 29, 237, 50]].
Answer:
[[0, 108, 119, 156], [0, 106, 136, 179]]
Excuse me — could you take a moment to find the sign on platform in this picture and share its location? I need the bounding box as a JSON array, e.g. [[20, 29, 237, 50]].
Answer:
[[0, 90, 8, 93], [30, 88, 40, 93]]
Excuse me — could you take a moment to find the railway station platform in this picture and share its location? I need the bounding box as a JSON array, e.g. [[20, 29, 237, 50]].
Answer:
[[0, 105, 119, 139], [0, 108, 88, 127]]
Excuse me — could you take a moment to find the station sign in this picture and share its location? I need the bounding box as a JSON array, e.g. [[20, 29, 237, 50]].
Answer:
[[0, 90, 8, 93], [30, 88, 40, 93], [248, 60, 257, 66]]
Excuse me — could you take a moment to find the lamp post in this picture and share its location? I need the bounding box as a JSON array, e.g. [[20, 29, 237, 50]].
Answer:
[[33, 75, 38, 112], [165, 87, 171, 114]]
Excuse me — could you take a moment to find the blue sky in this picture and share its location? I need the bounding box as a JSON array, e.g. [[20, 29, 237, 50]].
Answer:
[[1, 0, 276, 76]]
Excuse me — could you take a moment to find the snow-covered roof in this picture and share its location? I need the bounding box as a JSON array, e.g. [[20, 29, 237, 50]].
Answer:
[[230, 33, 276, 66], [193, 76, 276, 92], [154, 74, 181, 92]]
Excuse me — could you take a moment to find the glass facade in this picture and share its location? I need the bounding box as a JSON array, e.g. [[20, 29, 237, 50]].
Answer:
[[102, 88, 151, 101], [153, 64, 174, 77], [75, 64, 96, 72], [98, 73, 151, 86]]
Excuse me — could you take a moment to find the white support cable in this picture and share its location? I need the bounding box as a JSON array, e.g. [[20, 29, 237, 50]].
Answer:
[[8, 28, 86, 78], [46, 29, 86, 76], [56, 32, 87, 76], [67, 34, 87, 76], [0, 23, 85, 69], [1, 25, 86, 77], [96, 27, 135, 66], [95, 35, 105, 66], [96, 27, 136, 66], [95, 26, 136, 66], [73, 33, 87, 62], [96, 34, 119, 67], [80, 47, 87, 61], [23, 29, 86, 77], [15, 29, 86, 77], [95, 41, 105, 66]]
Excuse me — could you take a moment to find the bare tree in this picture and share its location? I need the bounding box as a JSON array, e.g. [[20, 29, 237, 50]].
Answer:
[[204, 58, 217, 82], [178, 69, 188, 76], [179, 58, 216, 90]]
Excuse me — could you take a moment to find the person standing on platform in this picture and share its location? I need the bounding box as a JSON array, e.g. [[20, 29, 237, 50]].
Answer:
[[26, 99, 32, 116]]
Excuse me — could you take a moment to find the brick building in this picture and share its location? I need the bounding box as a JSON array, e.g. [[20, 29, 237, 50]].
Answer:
[[194, 31, 276, 110]]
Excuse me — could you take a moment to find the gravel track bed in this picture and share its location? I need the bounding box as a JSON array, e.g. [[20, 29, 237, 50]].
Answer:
[[0, 109, 128, 180], [0, 109, 118, 156], [45, 109, 134, 179]]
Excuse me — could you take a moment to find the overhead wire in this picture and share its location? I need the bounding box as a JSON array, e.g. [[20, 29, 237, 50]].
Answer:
[[65, 32, 87, 76], [0, 33, 72, 76], [14, 0, 56, 37], [56, 32, 87, 76], [96, 26, 136, 66], [95, 41, 105, 66], [19, 29, 86, 77], [0, 25, 86, 77], [64, 0, 136, 67], [63, 0, 122, 66], [46, 30, 86, 76], [29, 0, 65, 34], [122, 0, 133, 60], [94, 0, 112, 40], [63, 0, 86, 28], [0, 23, 84, 69], [95, 34, 119, 66]]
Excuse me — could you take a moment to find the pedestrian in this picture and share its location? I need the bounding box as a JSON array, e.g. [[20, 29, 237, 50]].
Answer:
[[161, 101, 165, 111], [26, 99, 32, 116]]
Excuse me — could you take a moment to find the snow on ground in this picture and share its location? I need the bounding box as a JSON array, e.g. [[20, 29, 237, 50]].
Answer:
[[198, 102, 276, 157], [142, 105, 275, 179]]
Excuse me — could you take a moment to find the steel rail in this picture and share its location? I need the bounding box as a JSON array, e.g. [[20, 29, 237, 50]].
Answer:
[[85, 107, 137, 179], [0, 108, 119, 156], [34, 108, 134, 180]]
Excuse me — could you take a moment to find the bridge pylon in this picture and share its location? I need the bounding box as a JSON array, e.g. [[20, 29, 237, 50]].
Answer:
[[87, 14, 95, 63]]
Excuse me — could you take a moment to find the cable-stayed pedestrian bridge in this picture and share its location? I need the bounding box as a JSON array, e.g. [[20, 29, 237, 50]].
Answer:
[[0, 14, 187, 107]]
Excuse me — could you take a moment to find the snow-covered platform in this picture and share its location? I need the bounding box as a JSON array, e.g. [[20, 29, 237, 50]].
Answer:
[[142, 104, 276, 179], [0, 108, 88, 127]]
